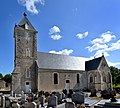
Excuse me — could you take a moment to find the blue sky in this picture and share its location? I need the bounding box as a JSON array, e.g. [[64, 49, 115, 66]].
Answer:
[[1, 0, 120, 75]]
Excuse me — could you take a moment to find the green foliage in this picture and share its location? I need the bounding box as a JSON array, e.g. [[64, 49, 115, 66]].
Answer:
[[110, 66, 120, 85], [3, 74, 12, 83], [0, 73, 3, 79]]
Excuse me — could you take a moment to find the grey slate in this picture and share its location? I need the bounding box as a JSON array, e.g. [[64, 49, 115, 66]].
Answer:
[[85, 56, 103, 71], [37, 52, 88, 71]]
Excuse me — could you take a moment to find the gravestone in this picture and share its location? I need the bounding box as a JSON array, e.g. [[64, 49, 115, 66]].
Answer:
[[39, 95, 44, 107], [90, 89, 97, 97], [1, 95, 5, 108], [11, 91, 14, 97], [24, 102, 37, 108], [27, 93, 34, 102], [5, 96, 11, 108], [55, 92, 62, 103], [47, 95, 58, 108], [72, 92, 84, 104], [32, 102, 37, 108], [0, 94, 2, 106], [65, 102, 75, 108], [12, 102, 20, 108]]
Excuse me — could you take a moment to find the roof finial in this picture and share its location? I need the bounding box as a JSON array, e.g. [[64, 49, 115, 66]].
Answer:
[[23, 12, 27, 17]]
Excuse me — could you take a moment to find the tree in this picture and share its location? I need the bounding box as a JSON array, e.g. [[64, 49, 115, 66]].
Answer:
[[110, 66, 120, 85], [0, 73, 3, 79], [3, 74, 12, 83]]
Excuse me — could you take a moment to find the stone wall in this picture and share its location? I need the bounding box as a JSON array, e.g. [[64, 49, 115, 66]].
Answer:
[[38, 69, 85, 92]]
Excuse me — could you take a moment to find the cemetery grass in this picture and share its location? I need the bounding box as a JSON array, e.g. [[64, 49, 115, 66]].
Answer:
[[113, 84, 120, 88]]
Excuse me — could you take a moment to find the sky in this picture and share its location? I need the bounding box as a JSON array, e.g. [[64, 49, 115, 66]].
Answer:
[[0, 0, 120, 75]]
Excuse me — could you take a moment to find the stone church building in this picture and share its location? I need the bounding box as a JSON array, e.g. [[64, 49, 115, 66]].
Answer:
[[12, 13, 112, 93]]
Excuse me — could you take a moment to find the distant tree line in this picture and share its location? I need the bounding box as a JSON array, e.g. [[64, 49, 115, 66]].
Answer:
[[0, 73, 12, 84], [110, 66, 120, 85]]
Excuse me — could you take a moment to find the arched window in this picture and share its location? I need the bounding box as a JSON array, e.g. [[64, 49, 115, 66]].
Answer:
[[102, 72, 106, 82], [103, 76, 106, 82], [90, 76, 93, 83], [54, 73, 58, 84], [26, 68, 30, 78], [77, 74, 80, 83]]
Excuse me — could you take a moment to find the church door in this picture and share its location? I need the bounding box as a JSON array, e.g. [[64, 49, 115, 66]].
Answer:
[[65, 80, 70, 94], [25, 82, 30, 93]]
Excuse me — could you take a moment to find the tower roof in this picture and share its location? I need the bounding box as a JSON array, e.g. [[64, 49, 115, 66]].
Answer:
[[18, 12, 37, 31]]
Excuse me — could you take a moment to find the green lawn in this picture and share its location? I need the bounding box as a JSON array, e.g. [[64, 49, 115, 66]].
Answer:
[[113, 84, 120, 88]]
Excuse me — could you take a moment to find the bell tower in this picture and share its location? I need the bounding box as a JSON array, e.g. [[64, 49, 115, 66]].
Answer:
[[12, 13, 38, 93]]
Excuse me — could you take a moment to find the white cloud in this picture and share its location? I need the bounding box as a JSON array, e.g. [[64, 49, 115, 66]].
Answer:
[[108, 61, 120, 67], [86, 31, 118, 57], [49, 49, 73, 55], [91, 31, 116, 44], [94, 50, 110, 58], [49, 26, 60, 35], [50, 35, 62, 40], [49, 26, 62, 40], [107, 40, 120, 51], [76, 31, 88, 39], [17, 0, 45, 14], [86, 43, 108, 52]]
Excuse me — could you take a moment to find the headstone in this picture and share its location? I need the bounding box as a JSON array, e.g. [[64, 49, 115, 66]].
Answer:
[[72, 92, 84, 104], [15, 93, 16, 98], [0, 94, 2, 106], [12, 102, 20, 108], [90, 89, 97, 97], [55, 92, 62, 103], [65, 102, 75, 108], [47, 95, 58, 108], [24, 102, 37, 108], [21, 91, 24, 96], [27, 93, 34, 102], [1, 96, 5, 108], [5, 97, 11, 108], [25, 94, 27, 101], [11, 91, 14, 97], [32, 102, 37, 108], [29, 89, 32, 93], [39, 95, 44, 107]]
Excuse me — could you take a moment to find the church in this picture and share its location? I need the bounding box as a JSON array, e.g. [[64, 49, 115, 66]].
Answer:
[[12, 13, 112, 94]]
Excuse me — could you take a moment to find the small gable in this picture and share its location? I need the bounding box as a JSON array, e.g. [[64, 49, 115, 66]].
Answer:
[[85, 56, 103, 71]]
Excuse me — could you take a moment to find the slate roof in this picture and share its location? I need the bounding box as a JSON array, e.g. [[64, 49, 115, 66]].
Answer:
[[18, 13, 36, 31], [37, 52, 89, 71], [85, 56, 103, 71]]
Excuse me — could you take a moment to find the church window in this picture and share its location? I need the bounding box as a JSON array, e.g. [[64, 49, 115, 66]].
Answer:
[[103, 76, 106, 82], [26, 68, 30, 78], [54, 73, 58, 84], [77, 74, 80, 83], [90, 76, 93, 83], [108, 73, 111, 83]]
